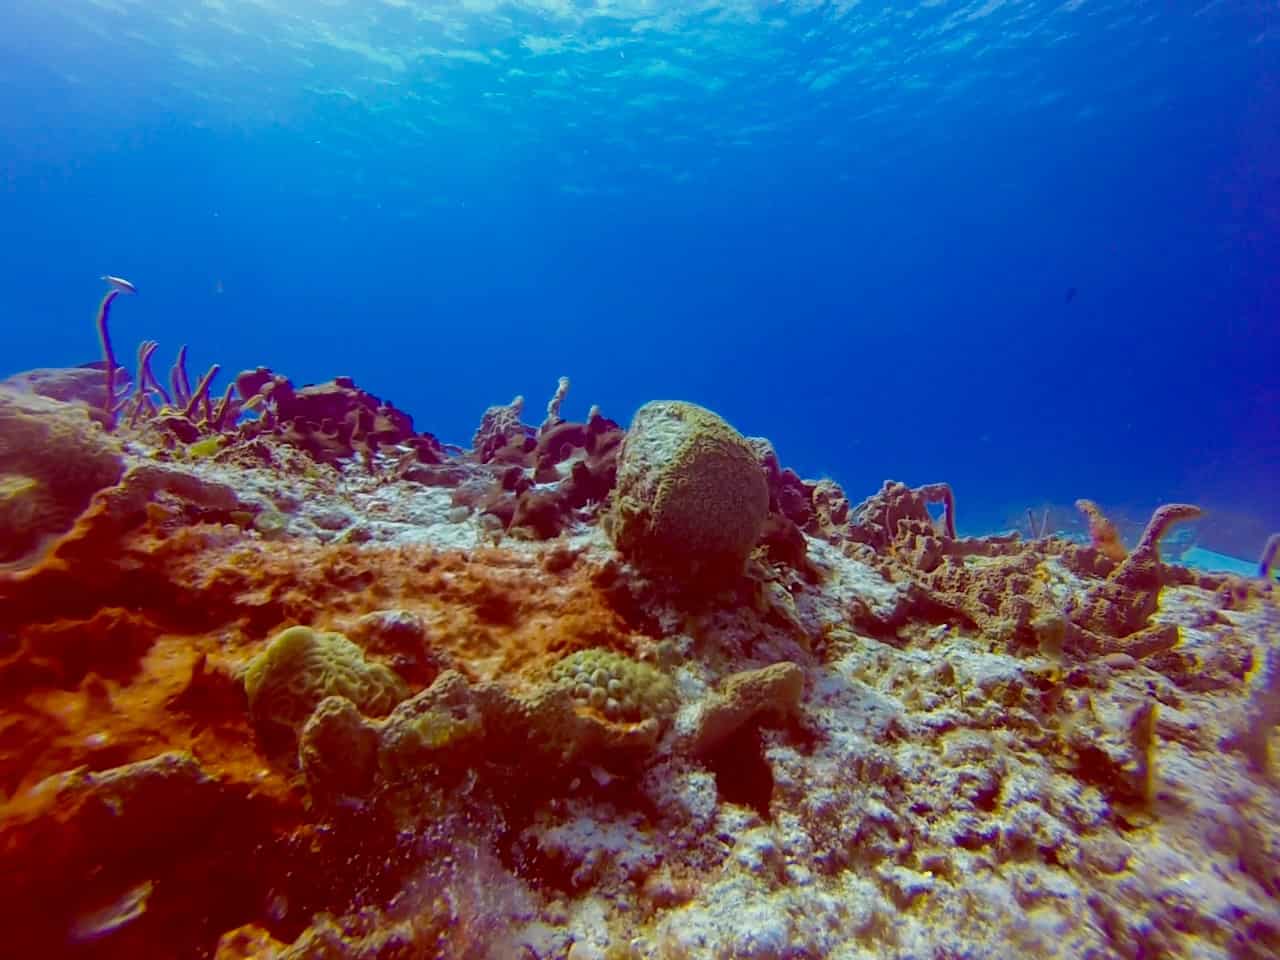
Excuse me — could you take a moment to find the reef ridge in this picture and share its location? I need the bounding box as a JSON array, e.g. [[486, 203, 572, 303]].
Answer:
[[0, 365, 1277, 960]]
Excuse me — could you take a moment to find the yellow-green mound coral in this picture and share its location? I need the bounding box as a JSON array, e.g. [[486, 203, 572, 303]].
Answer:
[[0, 387, 125, 566], [550, 649, 677, 723], [378, 671, 486, 782], [243, 626, 408, 738], [607, 400, 768, 580]]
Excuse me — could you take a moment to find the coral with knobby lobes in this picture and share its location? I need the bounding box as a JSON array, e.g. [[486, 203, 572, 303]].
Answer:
[[0, 301, 1278, 959]]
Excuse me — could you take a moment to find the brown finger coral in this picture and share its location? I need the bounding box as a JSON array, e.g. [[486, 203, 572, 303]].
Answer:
[[1075, 498, 1127, 563]]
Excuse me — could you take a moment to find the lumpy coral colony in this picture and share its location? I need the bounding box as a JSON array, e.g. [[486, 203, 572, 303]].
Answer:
[[0, 289, 1278, 959]]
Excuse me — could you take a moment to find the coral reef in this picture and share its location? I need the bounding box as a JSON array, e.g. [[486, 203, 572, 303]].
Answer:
[[234, 370, 426, 465], [1, 344, 1278, 959]]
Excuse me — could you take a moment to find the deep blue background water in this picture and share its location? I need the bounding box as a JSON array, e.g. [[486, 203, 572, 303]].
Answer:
[[1, 1, 1276, 548]]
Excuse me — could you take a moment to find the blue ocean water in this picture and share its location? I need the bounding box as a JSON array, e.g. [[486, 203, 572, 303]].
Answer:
[[1, 1, 1276, 553]]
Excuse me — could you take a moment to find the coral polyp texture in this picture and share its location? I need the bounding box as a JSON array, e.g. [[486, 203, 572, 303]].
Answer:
[[0, 365, 1277, 960], [0, 387, 124, 568], [608, 400, 770, 582], [550, 649, 678, 723], [243, 625, 409, 744]]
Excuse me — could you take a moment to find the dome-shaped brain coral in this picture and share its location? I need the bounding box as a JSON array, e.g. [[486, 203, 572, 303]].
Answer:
[[243, 626, 409, 739], [549, 649, 677, 723], [607, 400, 769, 580], [0, 387, 125, 567]]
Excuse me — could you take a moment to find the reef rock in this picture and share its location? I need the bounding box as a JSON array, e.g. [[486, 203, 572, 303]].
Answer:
[[0, 380, 1277, 960]]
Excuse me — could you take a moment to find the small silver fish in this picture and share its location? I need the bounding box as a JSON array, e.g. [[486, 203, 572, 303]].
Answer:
[[101, 275, 137, 294]]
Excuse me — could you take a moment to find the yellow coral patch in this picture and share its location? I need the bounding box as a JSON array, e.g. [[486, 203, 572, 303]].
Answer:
[[186, 435, 226, 460], [243, 625, 408, 735], [550, 648, 677, 723]]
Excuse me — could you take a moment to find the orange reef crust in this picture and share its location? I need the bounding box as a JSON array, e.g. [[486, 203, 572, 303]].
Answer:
[[0, 379, 1278, 960], [2, 532, 638, 798]]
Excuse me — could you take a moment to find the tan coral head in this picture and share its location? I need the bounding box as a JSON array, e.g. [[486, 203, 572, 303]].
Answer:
[[606, 400, 769, 582]]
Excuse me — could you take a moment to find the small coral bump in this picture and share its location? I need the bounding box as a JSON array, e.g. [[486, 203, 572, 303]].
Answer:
[[550, 649, 677, 724], [691, 661, 805, 756], [299, 695, 380, 803]]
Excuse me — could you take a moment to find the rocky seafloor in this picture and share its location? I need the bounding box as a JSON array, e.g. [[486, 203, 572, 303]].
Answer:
[[1, 361, 1278, 960]]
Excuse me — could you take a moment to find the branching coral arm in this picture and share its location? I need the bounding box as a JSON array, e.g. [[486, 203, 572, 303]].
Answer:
[[136, 340, 171, 407], [95, 289, 122, 429], [169, 345, 192, 409], [183, 364, 221, 421], [210, 383, 236, 431], [1131, 503, 1202, 563]]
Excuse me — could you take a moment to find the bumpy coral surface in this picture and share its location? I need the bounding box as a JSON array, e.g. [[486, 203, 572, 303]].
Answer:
[[0, 377, 1277, 960], [244, 625, 409, 743], [608, 400, 769, 581], [551, 649, 678, 723], [0, 386, 124, 567]]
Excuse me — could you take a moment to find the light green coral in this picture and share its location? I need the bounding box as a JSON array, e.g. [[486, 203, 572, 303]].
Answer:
[[608, 400, 768, 579], [243, 625, 408, 737], [550, 649, 677, 723], [297, 664, 673, 807], [0, 387, 125, 566], [184, 435, 226, 459]]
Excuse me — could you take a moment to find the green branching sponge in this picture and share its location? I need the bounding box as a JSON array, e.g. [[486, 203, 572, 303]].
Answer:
[[243, 626, 408, 741], [550, 649, 677, 723], [607, 400, 769, 581]]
